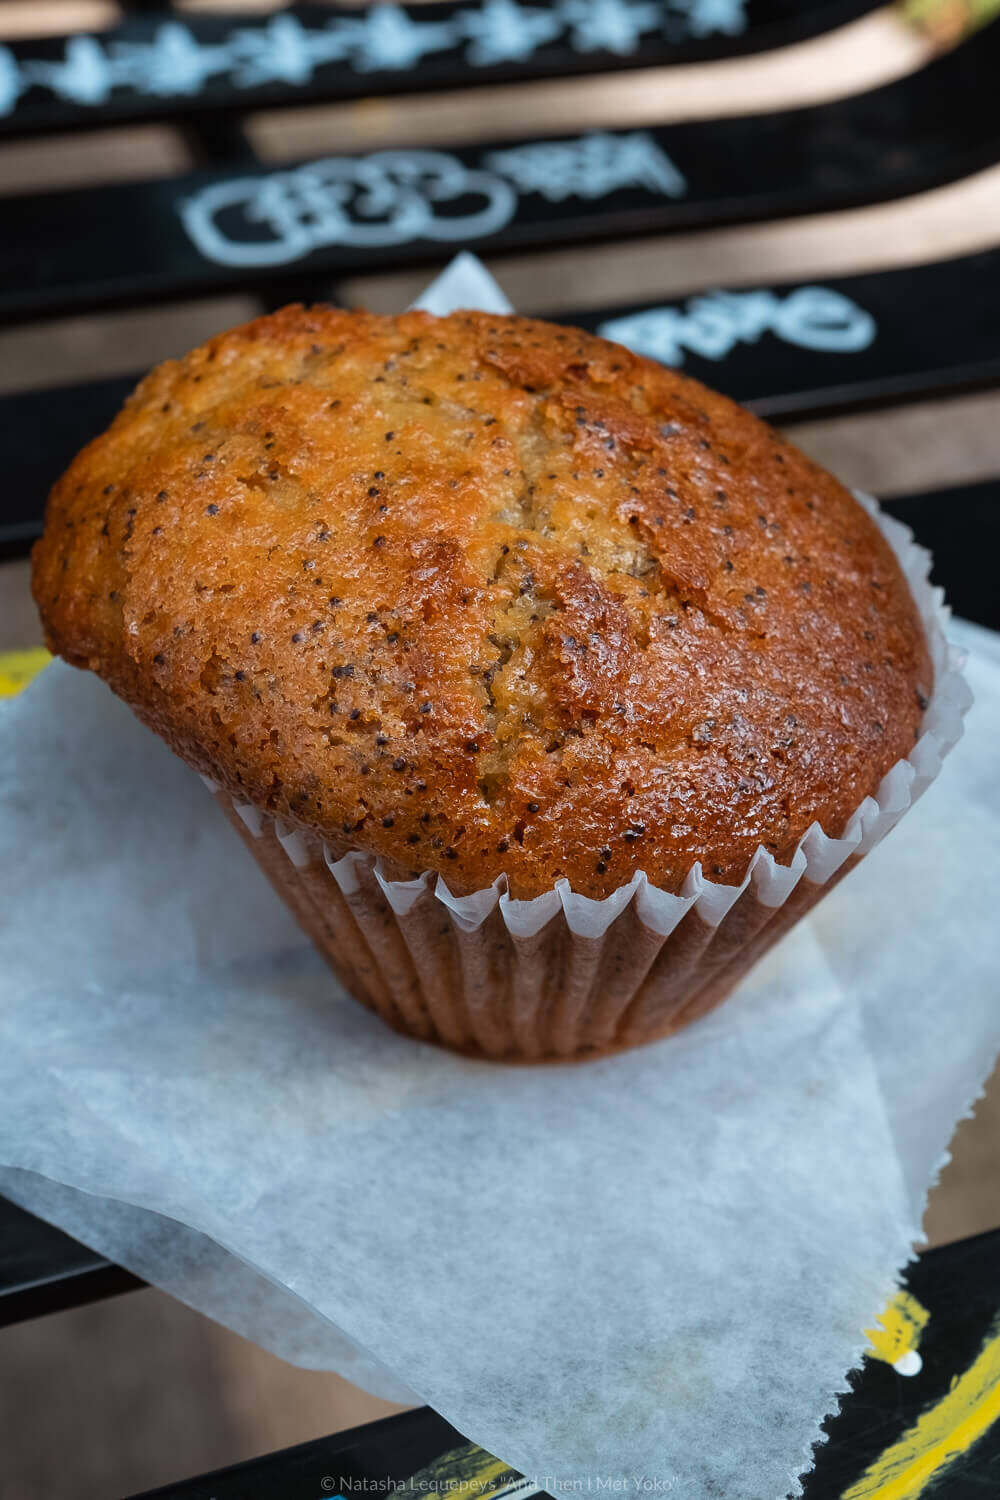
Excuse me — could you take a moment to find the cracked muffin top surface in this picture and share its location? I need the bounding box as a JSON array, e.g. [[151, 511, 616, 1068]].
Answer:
[[33, 305, 931, 899]]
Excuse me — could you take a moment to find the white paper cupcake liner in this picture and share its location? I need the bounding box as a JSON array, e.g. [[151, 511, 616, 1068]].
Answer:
[[207, 494, 970, 1060]]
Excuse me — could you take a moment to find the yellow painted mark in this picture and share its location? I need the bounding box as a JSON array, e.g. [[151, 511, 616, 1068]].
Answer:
[[843, 1318, 1000, 1500], [866, 1291, 930, 1371], [899, 0, 1000, 45], [0, 647, 50, 698]]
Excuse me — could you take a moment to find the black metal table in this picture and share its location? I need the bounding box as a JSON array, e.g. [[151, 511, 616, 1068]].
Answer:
[[4, 1196, 999, 1500]]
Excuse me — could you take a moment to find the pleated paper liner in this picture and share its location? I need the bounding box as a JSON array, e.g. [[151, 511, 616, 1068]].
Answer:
[[207, 496, 971, 1062]]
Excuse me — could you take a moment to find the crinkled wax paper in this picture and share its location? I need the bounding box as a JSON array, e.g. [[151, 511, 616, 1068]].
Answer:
[[1, 257, 998, 1499]]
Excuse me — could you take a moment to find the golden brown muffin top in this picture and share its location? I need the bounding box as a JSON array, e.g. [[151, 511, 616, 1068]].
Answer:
[[33, 306, 931, 899]]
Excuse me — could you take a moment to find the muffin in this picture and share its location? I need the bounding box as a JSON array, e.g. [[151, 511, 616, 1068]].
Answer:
[[33, 305, 938, 1059]]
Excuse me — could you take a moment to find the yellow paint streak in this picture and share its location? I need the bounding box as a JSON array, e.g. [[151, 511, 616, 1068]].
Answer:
[[0, 647, 50, 698], [407, 1442, 521, 1497], [865, 1291, 930, 1367], [843, 1318, 1000, 1500]]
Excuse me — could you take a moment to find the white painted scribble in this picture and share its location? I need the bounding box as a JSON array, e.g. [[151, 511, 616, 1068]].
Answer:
[[0, 43, 22, 115], [460, 0, 564, 66], [484, 131, 687, 201], [0, 0, 749, 116], [179, 133, 688, 267], [597, 287, 877, 365], [110, 23, 233, 96], [559, 0, 663, 54], [671, 0, 749, 35], [180, 151, 518, 267]]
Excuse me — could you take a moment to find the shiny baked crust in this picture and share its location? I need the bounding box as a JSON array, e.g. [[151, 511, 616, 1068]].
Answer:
[[33, 306, 931, 899]]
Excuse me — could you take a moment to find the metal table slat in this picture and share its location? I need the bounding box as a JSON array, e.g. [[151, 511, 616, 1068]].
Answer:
[[0, 0, 881, 140], [882, 480, 1000, 631], [0, 1196, 142, 1327]]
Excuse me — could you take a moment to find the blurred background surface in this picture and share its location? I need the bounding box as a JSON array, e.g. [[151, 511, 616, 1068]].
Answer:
[[0, 2, 998, 1495]]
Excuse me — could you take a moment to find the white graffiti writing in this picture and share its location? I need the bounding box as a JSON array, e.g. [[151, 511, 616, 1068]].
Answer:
[[180, 152, 516, 267], [0, 0, 749, 115], [180, 133, 687, 267], [597, 287, 877, 365], [668, 0, 749, 36]]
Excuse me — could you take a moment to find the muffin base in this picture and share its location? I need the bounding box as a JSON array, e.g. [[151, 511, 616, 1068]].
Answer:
[[218, 802, 873, 1061], [219, 801, 831, 1060]]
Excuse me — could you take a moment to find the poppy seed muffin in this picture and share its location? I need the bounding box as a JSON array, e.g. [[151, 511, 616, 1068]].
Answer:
[[33, 305, 939, 1059], [33, 305, 931, 904]]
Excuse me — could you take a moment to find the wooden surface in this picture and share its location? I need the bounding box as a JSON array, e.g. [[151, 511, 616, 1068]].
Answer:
[[0, 5, 998, 1497]]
